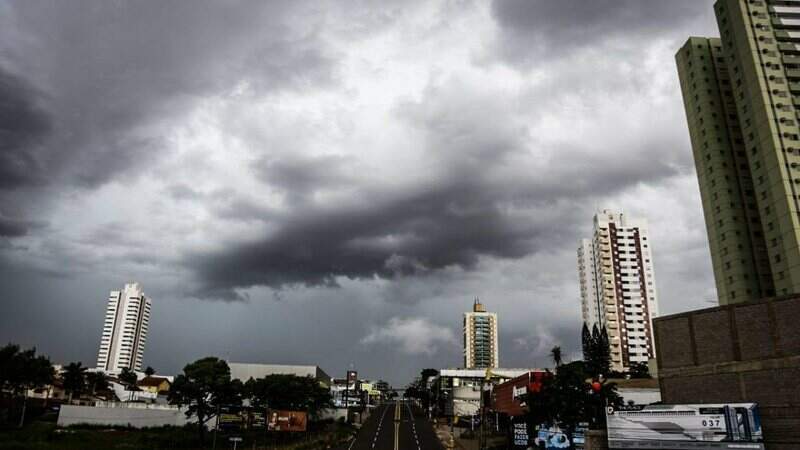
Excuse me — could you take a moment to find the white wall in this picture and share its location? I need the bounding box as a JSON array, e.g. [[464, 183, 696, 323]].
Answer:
[[57, 403, 194, 428]]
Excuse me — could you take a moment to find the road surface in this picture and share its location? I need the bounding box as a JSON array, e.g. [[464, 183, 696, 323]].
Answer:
[[335, 401, 444, 450]]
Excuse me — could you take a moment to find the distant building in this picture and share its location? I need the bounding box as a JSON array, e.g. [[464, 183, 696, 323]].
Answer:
[[578, 210, 659, 372], [96, 282, 151, 373], [432, 368, 540, 417], [228, 362, 331, 388], [463, 298, 499, 369], [137, 376, 171, 395]]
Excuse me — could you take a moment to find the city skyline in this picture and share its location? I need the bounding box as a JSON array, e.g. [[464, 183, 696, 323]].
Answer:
[[0, 0, 721, 386]]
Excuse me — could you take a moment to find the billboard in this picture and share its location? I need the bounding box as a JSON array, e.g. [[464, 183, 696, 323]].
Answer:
[[606, 403, 764, 449], [218, 407, 245, 431], [534, 423, 587, 450], [267, 410, 308, 432]]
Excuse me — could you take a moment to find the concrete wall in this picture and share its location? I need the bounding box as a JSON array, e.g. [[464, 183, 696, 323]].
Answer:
[[58, 403, 194, 428], [654, 295, 800, 449]]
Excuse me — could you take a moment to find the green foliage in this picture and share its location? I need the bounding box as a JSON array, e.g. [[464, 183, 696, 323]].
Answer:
[[244, 374, 332, 419], [118, 367, 138, 388], [583, 324, 611, 377], [62, 362, 87, 404], [85, 371, 111, 396], [0, 345, 55, 427], [144, 366, 156, 377], [628, 362, 651, 379], [168, 357, 240, 444]]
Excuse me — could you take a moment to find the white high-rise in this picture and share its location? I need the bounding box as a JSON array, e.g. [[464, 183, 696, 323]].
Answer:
[[96, 282, 151, 373], [463, 298, 499, 369], [577, 210, 659, 372]]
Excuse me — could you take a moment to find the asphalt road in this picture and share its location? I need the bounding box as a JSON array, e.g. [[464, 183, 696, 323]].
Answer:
[[335, 401, 444, 450]]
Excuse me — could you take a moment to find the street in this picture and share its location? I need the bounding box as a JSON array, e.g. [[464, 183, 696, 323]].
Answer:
[[335, 401, 444, 450]]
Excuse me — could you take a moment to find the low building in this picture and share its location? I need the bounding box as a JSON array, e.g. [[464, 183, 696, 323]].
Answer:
[[137, 376, 171, 395], [228, 363, 331, 388], [491, 371, 549, 417], [432, 368, 541, 417], [654, 295, 800, 449], [330, 378, 363, 408]]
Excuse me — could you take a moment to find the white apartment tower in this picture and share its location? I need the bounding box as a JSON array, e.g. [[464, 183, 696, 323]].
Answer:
[[577, 210, 659, 372], [463, 298, 499, 369], [96, 282, 151, 373]]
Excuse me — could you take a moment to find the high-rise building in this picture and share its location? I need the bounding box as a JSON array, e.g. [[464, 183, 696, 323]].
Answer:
[[577, 210, 659, 372], [96, 282, 151, 373], [676, 1, 800, 305], [463, 298, 499, 369]]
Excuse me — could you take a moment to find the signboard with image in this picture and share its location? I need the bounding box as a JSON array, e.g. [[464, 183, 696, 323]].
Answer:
[[267, 410, 308, 432]]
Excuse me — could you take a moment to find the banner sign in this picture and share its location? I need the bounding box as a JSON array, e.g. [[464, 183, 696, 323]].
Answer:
[[512, 420, 531, 449], [267, 410, 308, 432], [606, 403, 764, 449]]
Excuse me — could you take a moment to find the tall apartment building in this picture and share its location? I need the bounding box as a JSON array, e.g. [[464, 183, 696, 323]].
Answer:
[[677, 0, 800, 305], [577, 210, 659, 372], [463, 298, 499, 369], [96, 282, 151, 373]]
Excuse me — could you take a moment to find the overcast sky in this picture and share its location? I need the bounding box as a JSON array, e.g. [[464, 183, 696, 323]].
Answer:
[[0, 0, 719, 386]]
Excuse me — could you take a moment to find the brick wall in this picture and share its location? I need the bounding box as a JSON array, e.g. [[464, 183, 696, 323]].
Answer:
[[654, 295, 800, 449]]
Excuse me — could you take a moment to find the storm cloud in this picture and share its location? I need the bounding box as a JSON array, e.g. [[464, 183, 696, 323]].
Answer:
[[0, 0, 720, 384]]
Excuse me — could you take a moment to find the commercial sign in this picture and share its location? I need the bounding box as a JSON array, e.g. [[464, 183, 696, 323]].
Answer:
[[218, 408, 244, 430], [511, 418, 531, 449], [606, 403, 764, 449], [534, 424, 586, 450], [512, 385, 527, 400], [267, 410, 308, 432]]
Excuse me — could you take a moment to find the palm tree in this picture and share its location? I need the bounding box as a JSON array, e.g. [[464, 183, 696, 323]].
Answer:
[[62, 362, 87, 404], [550, 346, 563, 368], [86, 371, 111, 398], [119, 367, 138, 402]]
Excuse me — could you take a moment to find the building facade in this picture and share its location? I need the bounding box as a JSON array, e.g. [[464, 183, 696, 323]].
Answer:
[[96, 283, 151, 373], [676, 0, 800, 305], [463, 299, 499, 369], [577, 210, 659, 372], [228, 363, 332, 388]]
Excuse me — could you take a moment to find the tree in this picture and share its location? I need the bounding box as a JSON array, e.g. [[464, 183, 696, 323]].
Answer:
[[550, 346, 563, 368], [628, 362, 650, 379], [245, 374, 332, 419], [86, 371, 111, 397], [585, 325, 611, 378], [0, 344, 21, 399], [119, 367, 138, 387], [168, 357, 241, 445], [581, 324, 592, 362], [62, 362, 87, 404], [144, 366, 156, 377], [6, 347, 54, 427]]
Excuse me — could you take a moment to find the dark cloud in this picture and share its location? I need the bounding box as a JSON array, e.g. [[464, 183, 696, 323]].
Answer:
[[187, 74, 688, 300], [490, 0, 716, 65], [253, 154, 355, 204], [0, 0, 336, 190], [0, 214, 43, 238], [188, 180, 541, 300], [0, 67, 52, 189]]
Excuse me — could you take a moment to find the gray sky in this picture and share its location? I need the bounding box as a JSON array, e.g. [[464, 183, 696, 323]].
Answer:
[[0, 0, 719, 386]]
